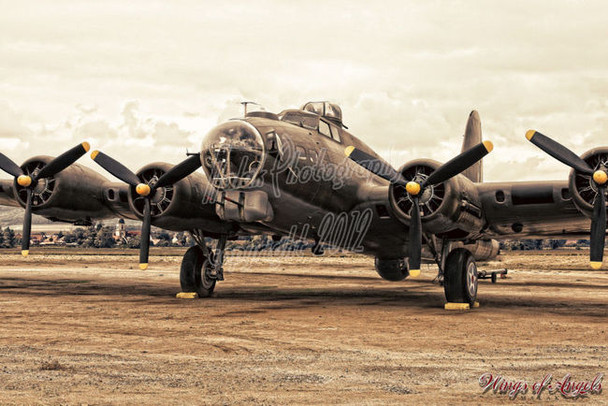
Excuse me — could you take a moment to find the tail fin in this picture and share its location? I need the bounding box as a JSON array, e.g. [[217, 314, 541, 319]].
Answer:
[[461, 110, 483, 183]]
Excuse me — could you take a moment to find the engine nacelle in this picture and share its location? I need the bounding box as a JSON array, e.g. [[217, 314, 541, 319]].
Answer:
[[128, 162, 228, 234], [374, 258, 409, 281], [389, 159, 485, 239], [14, 156, 114, 224], [568, 147, 608, 219]]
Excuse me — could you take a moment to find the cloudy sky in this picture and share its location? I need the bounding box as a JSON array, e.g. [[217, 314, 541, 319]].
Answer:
[[1, 0, 608, 182]]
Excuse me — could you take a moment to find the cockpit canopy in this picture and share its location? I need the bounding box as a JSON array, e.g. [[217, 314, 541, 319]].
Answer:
[[302, 101, 343, 126]]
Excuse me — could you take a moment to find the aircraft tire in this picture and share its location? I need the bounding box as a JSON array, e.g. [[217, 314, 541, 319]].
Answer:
[[444, 248, 478, 304], [374, 258, 409, 281], [180, 246, 216, 297]]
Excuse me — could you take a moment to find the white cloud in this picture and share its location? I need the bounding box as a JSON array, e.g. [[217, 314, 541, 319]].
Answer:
[[0, 0, 607, 182]]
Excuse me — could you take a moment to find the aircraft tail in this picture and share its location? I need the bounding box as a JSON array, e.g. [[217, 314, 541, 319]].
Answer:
[[461, 110, 483, 183]]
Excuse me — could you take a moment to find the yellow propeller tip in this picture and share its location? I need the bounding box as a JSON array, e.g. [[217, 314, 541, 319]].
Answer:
[[590, 261, 602, 270], [139, 263, 148, 270], [482, 140, 494, 153], [344, 146, 355, 157], [81, 141, 91, 152], [17, 175, 32, 187], [91, 150, 100, 160], [409, 269, 421, 277], [21, 250, 29, 257], [525, 130, 536, 141]]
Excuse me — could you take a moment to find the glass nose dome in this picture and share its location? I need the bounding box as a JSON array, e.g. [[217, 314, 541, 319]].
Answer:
[[200, 120, 266, 189]]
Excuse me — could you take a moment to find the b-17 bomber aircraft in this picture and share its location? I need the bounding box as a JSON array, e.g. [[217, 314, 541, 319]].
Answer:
[[1, 101, 607, 307]]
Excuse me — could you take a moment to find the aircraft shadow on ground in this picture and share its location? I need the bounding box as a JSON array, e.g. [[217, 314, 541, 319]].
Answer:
[[490, 279, 608, 290], [0, 275, 606, 317]]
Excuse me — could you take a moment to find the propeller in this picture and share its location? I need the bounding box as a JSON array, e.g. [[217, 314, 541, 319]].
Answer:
[[0, 142, 90, 256], [526, 130, 606, 269], [91, 151, 202, 269], [346, 141, 493, 275]]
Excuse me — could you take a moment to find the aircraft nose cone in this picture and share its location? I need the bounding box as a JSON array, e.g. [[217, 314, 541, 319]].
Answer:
[[201, 121, 265, 189]]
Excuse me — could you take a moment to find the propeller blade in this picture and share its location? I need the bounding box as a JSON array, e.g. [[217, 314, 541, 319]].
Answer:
[[345, 146, 406, 185], [526, 130, 593, 175], [36, 142, 90, 180], [139, 198, 151, 270], [154, 154, 202, 189], [0, 152, 24, 178], [423, 141, 493, 187], [590, 185, 606, 269], [21, 188, 32, 257], [90, 150, 140, 186], [408, 196, 422, 276]]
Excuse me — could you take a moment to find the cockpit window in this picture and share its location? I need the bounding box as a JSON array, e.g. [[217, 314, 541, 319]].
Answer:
[[281, 111, 319, 130], [281, 112, 301, 126], [318, 120, 330, 137], [302, 101, 343, 125], [324, 103, 342, 122], [330, 124, 342, 143], [301, 115, 318, 130], [317, 120, 341, 143], [303, 102, 325, 116]]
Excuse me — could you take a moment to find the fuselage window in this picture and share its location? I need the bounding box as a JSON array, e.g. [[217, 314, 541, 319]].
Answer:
[[319, 120, 331, 137]]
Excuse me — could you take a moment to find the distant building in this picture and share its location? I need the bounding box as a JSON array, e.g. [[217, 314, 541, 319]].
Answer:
[[114, 219, 127, 244]]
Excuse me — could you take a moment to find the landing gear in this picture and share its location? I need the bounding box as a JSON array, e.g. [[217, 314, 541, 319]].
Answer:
[[443, 248, 478, 305], [179, 246, 216, 297], [180, 231, 227, 298]]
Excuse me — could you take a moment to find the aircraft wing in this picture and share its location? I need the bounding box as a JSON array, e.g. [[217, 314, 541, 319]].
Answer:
[[478, 180, 590, 239], [0, 179, 20, 208]]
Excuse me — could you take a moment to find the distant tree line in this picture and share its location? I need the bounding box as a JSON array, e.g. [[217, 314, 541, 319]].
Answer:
[[225, 235, 314, 252], [60, 225, 190, 248], [500, 239, 589, 251], [62, 224, 117, 248], [0, 223, 592, 252], [0, 227, 17, 248]]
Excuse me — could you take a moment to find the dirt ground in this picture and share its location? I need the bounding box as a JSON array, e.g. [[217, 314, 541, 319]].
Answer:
[[0, 249, 606, 405]]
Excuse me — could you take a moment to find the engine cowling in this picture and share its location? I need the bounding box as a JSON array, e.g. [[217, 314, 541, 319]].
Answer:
[[568, 147, 608, 219], [388, 159, 485, 239], [128, 162, 228, 233], [374, 258, 410, 281], [14, 156, 114, 224]]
